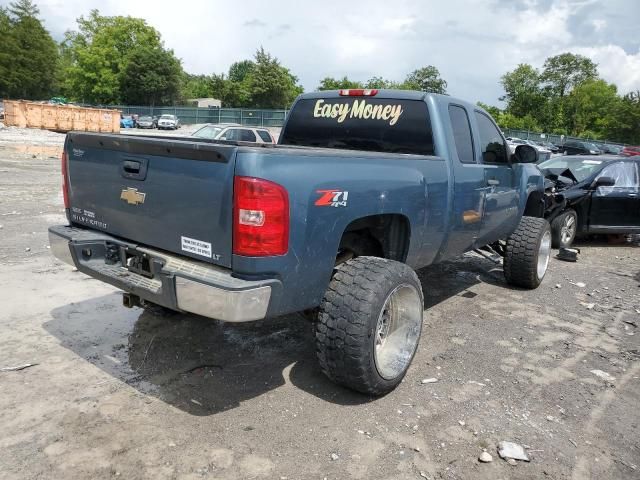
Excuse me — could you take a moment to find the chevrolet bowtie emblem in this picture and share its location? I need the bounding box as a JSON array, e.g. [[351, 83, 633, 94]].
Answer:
[[120, 187, 146, 205]]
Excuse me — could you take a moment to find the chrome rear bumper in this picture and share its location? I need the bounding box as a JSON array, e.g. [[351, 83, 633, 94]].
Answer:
[[48, 225, 276, 322]]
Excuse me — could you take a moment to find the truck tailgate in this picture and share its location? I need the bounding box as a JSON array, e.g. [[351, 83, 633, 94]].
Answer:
[[65, 133, 237, 268]]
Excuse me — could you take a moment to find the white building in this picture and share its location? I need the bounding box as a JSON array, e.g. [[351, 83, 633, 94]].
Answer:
[[189, 98, 222, 108]]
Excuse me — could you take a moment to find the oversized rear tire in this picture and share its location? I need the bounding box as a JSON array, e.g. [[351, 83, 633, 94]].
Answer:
[[504, 216, 552, 289], [551, 209, 577, 248], [315, 257, 423, 396]]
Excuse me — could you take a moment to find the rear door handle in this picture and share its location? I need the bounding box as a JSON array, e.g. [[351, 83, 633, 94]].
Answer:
[[487, 179, 500, 187]]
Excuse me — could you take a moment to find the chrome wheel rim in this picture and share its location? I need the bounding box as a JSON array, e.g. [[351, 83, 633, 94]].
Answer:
[[537, 230, 552, 279], [560, 215, 576, 245], [373, 284, 423, 380]]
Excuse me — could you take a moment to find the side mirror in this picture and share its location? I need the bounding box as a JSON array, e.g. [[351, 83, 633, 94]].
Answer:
[[592, 176, 615, 188], [512, 144, 538, 163]]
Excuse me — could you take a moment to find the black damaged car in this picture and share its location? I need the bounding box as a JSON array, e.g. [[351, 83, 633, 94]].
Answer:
[[539, 155, 640, 247]]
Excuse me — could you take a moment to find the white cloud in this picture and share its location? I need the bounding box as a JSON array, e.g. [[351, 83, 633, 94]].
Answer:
[[5, 0, 638, 104], [573, 45, 640, 94], [381, 17, 416, 32], [509, 1, 573, 45]]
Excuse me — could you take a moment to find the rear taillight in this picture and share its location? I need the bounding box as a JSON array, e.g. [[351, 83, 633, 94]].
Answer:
[[339, 89, 379, 96], [61, 150, 70, 209], [233, 176, 289, 256]]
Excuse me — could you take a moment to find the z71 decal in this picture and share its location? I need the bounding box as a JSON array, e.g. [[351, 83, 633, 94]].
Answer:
[[315, 190, 349, 208]]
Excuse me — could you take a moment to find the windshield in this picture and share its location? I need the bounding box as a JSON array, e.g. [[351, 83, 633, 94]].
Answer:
[[193, 126, 222, 139], [539, 157, 606, 182], [139, 116, 152, 121], [160, 115, 174, 120]]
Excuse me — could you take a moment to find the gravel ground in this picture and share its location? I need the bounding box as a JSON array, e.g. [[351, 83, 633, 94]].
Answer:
[[0, 133, 639, 480]]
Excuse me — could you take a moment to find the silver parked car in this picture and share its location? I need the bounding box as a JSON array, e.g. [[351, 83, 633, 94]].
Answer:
[[157, 114, 180, 130], [506, 137, 551, 162], [191, 123, 275, 143], [136, 115, 157, 129]]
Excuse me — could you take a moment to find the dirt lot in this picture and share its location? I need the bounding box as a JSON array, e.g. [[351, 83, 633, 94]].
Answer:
[[0, 128, 639, 480]]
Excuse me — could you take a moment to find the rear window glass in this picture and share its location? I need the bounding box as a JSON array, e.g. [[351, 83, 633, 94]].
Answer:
[[240, 129, 257, 142], [257, 130, 273, 143], [280, 98, 434, 156]]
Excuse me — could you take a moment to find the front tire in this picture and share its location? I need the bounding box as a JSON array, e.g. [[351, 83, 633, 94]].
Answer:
[[551, 209, 577, 248], [504, 216, 551, 289], [315, 257, 423, 396]]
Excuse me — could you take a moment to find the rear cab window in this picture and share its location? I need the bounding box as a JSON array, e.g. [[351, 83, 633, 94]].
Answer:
[[280, 97, 435, 156], [448, 105, 474, 163]]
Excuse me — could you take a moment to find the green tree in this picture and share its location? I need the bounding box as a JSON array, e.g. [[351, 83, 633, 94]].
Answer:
[[225, 76, 253, 107], [244, 47, 303, 108], [121, 46, 182, 106], [317, 76, 363, 90], [403, 66, 447, 94], [364, 76, 402, 89], [476, 102, 502, 119], [181, 74, 213, 100], [541, 53, 598, 98], [203, 73, 251, 107], [208, 73, 227, 101], [0, 0, 58, 99], [494, 111, 541, 131], [228, 60, 255, 83], [537, 53, 599, 133], [563, 79, 618, 137], [500, 64, 546, 119], [487, 52, 640, 143], [604, 91, 640, 144], [60, 10, 175, 104], [0, 7, 18, 97]]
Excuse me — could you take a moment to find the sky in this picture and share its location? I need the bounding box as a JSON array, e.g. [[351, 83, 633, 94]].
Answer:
[[5, 0, 640, 105]]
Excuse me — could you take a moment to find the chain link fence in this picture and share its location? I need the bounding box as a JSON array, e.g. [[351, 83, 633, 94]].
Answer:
[[109, 105, 288, 127], [93, 105, 627, 146], [502, 128, 625, 147]]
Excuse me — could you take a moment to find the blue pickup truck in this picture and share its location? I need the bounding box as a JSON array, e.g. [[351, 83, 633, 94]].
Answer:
[[49, 89, 549, 395]]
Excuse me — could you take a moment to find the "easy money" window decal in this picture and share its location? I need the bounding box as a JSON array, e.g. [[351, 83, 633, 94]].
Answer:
[[312, 99, 403, 126]]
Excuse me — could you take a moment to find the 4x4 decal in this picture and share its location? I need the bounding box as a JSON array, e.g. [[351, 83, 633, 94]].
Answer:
[[315, 190, 349, 208]]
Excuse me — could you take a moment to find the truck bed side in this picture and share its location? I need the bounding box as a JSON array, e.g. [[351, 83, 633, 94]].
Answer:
[[231, 146, 449, 315]]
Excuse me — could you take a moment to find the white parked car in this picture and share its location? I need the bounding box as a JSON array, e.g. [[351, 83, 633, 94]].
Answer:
[[157, 114, 180, 130], [506, 137, 551, 161], [505, 137, 528, 154], [191, 123, 275, 143], [524, 140, 552, 161]]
